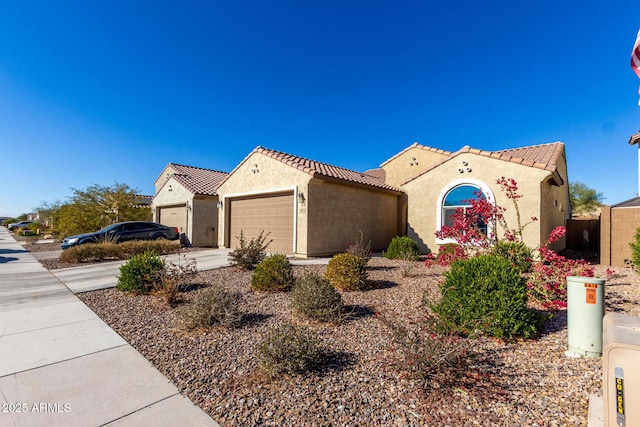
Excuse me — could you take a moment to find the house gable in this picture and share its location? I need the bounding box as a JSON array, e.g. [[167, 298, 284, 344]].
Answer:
[[380, 143, 451, 187]]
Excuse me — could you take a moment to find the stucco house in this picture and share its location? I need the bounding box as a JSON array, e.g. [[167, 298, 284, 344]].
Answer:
[[152, 163, 228, 247], [210, 142, 569, 257]]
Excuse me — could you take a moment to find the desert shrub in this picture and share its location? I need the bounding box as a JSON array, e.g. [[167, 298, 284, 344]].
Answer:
[[429, 254, 541, 340], [59, 240, 180, 263], [251, 254, 295, 292], [157, 255, 198, 305], [384, 236, 420, 260], [382, 313, 475, 390], [325, 253, 368, 291], [116, 251, 165, 293], [346, 231, 372, 263], [494, 240, 533, 273], [290, 274, 345, 322], [177, 284, 243, 329], [424, 243, 467, 267], [27, 222, 43, 233], [631, 226, 640, 270], [256, 324, 327, 376], [228, 230, 272, 270]]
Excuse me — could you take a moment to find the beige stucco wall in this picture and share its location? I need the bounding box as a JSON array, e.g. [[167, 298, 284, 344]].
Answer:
[[600, 205, 640, 267], [216, 152, 312, 256], [216, 151, 401, 257], [306, 179, 400, 256], [154, 165, 178, 194], [152, 178, 194, 243], [382, 146, 449, 188], [402, 153, 568, 253]]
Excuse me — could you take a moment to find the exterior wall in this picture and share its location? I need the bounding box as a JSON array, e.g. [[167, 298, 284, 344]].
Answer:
[[216, 152, 312, 257], [191, 196, 218, 247], [152, 178, 194, 242], [382, 147, 449, 188], [402, 153, 567, 253], [306, 179, 400, 256], [601, 205, 640, 267], [154, 165, 178, 194]]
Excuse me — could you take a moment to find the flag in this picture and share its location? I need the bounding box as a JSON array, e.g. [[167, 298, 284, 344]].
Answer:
[[633, 29, 640, 77], [632, 29, 640, 105]]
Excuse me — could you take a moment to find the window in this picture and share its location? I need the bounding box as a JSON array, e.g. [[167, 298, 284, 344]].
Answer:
[[436, 180, 495, 244]]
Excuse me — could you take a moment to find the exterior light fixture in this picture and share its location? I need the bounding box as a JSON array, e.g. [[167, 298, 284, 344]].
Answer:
[[216, 201, 224, 209], [297, 192, 306, 204]]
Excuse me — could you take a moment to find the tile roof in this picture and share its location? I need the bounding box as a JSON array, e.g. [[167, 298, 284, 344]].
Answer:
[[228, 147, 402, 193], [379, 142, 451, 167], [166, 163, 229, 196], [402, 142, 566, 186]]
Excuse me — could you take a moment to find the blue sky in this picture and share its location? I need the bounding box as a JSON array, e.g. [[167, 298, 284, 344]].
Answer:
[[2, 1, 640, 217]]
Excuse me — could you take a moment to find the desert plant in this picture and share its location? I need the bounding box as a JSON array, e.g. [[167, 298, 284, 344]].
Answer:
[[58, 240, 180, 264], [228, 230, 272, 270], [429, 254, 542, 340], [384, 236, 420, 260], [116, 251, 165, 293], [494, 240, 533, 273], [251, 254, 295, 292], [346, 231, 372, 263], [256, 323, 327, 376], [325, 253, 368, 291], [290, 274, 345, 322], [382, 313, 475, 390], [156, 255, 198, 305], [630, 226, 640, 270], [177, 284, 243, 329]]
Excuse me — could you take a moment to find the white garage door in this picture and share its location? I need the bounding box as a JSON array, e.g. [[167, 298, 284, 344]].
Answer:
[[228, 192, 294, 254], [158, 205, 187, 234]]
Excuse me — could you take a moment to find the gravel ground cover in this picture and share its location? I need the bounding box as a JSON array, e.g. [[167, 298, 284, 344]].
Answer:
[[75, 257, 640, 427]]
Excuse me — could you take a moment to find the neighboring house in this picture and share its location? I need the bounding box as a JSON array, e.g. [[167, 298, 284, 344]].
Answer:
[[600, 197, 640, 267], [152, 163, 228, 247], [156, 141, 570, 256]]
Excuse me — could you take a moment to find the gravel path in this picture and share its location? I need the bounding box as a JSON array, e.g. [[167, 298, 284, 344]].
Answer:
[[75, 258, 640, 427]]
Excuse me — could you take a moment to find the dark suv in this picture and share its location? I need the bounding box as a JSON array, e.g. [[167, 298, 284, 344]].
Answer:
[[61, 221, 180, 249]]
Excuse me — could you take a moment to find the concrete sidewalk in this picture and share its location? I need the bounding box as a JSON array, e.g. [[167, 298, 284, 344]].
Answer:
[[0, 227, 220, 426]]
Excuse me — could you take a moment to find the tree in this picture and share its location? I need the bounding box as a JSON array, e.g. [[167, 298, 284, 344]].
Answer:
[[569, 181, 605, 216], [52, 183, 152, 237]]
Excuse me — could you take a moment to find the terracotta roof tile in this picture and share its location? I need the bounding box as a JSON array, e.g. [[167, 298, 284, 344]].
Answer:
[[251, 147, 402, 193], [402, 142, 566, 186], [167, 163, 228, 196]]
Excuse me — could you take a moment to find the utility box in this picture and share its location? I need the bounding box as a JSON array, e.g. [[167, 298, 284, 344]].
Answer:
[[603, 313, 640, 427], [566, 276, 605, 358]]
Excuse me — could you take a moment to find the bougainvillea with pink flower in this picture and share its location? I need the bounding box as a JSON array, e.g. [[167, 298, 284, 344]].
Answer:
[[428, 177, 595, 310]]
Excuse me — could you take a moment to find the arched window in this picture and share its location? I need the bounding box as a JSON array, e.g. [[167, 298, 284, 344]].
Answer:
[[436, 180, 495, 244]]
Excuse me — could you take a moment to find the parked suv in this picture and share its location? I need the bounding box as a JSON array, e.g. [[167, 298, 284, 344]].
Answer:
[[61, 221, 180, 249], [8, 221, 33, 231]]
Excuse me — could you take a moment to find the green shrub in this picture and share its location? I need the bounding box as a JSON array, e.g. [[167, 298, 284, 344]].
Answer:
[[251, 254, 295, 292], [631, 227, 640, 270], [177, 284, 243, 329], [494, 240, 533, 273], [325, 253, 368, 291], [290, 274, 345, 322], [27, 222, 43, 233], [384, 236, 420, 260], [256, 324, 327, 376], [428, 254, 541, 340], [228, 230, 272, 270], [116, 251, 165, 293]]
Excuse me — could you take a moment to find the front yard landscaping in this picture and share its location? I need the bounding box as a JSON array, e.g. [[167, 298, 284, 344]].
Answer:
[[75, 257, 640, 426]]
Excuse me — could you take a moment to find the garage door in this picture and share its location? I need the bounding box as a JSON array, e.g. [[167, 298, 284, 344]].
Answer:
[[228, 192, 294, 254], [158, 205, 187, 234]]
